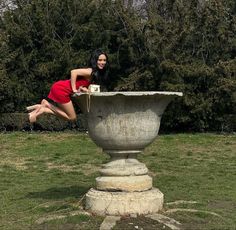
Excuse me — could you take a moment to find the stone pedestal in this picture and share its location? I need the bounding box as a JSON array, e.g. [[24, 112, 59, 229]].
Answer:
[[75, 92, 183, 216], [85, 151, 164, 215], [96, 175, 152, 192], [86, 188, 163, 216]]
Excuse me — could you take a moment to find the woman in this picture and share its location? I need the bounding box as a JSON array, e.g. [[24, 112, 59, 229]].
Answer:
[[27, 49, 109, 123]]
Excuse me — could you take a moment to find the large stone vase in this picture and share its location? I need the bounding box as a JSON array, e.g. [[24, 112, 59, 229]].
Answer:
[[76, 91, 183, 216]]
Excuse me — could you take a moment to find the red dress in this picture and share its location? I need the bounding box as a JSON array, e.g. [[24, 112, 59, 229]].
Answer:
[[48, 79, 90, 104]]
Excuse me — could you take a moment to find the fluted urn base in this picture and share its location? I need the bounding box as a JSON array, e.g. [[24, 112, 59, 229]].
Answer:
[[85, 188, 163, 216]]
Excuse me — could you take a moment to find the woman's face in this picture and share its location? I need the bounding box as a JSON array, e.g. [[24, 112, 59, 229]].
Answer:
[[97, 54, 107, 70]]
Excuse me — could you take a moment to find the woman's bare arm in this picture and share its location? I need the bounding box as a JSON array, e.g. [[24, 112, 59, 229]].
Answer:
[[70, 68, 93, 93]]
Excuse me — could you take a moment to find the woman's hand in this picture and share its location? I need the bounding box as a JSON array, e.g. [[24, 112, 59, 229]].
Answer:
[[70, 68, 92, 93], [78, 86, 89, 93]]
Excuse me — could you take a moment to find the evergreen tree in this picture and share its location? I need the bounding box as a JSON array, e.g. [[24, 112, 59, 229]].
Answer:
[[0, 0, 235, 131]]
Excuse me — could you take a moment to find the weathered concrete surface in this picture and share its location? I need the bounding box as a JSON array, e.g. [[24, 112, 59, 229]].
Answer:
[[99, 159, 148, 176], [147, 213, 182, 230], [77, 91, 182, 152], [75, 91, 183, 216], [99, 216, 121, 230], [86, 188, 164, 216], [96, 175, 152, 192]]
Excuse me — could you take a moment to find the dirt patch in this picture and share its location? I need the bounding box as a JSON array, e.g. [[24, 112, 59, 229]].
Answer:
[[45, 162, 100, 174], [46, 162, 80, 172], [165, 208, 222, 218], [80, 163, 100, 175], [167, 211, 225, 230], [207, 200, 236, 210], [35, 210, 91, 225], [0, 157, 29, 170], [114, 216, 172, 230], [35, 133, 80, 142]]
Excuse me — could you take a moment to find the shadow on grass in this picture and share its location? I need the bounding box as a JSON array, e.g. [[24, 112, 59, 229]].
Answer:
[[26, 185, 90, 200]]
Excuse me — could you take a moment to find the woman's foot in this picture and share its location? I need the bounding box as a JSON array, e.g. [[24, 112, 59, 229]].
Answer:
[[41, 99, 52, 109], [27, 99, 51, 111], [28, 110, 37, 123], [26, 104, 41, 111], [28, 104, 44, 123]]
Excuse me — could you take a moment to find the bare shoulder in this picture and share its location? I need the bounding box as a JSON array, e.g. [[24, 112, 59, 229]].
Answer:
[[71, 68, 93, 78]]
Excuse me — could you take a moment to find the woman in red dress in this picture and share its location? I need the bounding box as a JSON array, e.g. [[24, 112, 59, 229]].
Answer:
[[27, 49, 109, 123]]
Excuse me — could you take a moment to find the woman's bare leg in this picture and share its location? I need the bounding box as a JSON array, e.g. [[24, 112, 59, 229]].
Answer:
[[26, 104, 41, 111], [29, 106, 54, 123], [28, 99, 77, 123], [41, 99, 77, 121]]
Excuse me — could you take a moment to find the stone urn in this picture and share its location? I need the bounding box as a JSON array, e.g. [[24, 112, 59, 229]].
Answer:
[[76, 91, 183, 216]]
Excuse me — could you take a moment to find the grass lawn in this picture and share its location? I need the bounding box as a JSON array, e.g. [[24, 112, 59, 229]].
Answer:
[[0, 132, 235, 229]]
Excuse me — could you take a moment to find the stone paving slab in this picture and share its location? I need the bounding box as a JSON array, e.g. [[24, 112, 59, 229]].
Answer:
[[146, 213, 182, 230], [100, 216, 121, 230]]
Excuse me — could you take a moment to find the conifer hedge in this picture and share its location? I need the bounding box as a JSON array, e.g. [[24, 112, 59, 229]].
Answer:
[[0, 0, 235, 132]]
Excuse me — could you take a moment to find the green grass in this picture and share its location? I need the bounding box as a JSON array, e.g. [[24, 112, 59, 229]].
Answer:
[[0, 132, 235, 229]]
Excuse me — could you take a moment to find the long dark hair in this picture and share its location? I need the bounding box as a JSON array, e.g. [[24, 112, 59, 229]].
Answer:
[[88, 49, 109, 90]]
